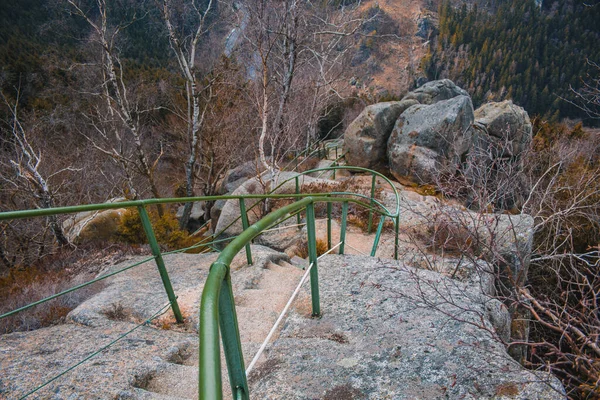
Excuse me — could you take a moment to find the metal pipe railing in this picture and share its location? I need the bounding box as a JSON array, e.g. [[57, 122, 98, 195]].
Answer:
[[199, 197, 314, 400], [198, 194, 394, 399], [0, 161, 401, 399]]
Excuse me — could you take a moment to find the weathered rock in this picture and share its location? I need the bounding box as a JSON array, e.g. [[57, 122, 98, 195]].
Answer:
[[473, 100, 532, 163], [387, 95, 474, 185], [218, 159, 269, 194], [249, 255, 565, 399], [403, 79, 469, 105], [344, 100, 418, 170], [62, 198, 127, 244], [214, 171, 342, 244], [176, 202, 204, 222], [307, 159, 351, 180]]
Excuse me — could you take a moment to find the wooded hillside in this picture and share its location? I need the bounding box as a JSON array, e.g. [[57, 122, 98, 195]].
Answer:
[[422, 0, 600, 123]]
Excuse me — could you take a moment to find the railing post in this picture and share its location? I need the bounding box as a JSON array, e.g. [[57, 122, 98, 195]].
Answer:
[[305, 202, 321, 317], [339, 201, 348, 255], [219, 268, 249, 400], [367, 173, 376, 233], [335, 145, 338, 159], [238, 199, 253, 265], [371, 216, 386, 257], [395, 214, 400, 260], [332, 162, 336, 180], [326, 201, 332, 250], [137, 205, 184, 323], [295, 176, 301, 228]]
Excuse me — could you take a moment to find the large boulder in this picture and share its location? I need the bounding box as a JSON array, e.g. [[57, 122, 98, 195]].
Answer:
[[344, 100, 418, 170], [466, 101, 533, 210], [473, 100, 532, 161], [403, 79, 469, 105], [387, 95, 474, 185], [214, 171, 343, 245], [62, 198, 127, 244], [218, 159, 270, 194]]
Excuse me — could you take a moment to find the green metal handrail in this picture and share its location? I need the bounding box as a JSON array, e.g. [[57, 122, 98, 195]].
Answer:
[[199, 195, 368, 400], [0, 162, 400, 399]]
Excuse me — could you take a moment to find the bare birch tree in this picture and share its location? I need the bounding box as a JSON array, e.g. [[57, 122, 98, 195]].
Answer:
[[68, 0, 165, 215], [241, 0, 364, 175], [0, 92, 70, 246], [159, 0, 216, 228]]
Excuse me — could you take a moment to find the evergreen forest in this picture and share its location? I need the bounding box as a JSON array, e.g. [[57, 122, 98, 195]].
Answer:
[[422, 0, 600, 123]]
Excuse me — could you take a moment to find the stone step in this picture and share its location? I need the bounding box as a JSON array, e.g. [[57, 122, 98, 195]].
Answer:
[[142, 259, 305, 399], [143, 364, 198, 399]]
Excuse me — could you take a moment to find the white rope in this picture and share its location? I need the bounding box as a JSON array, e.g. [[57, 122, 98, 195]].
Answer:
[[245, 241, 342, 376], [318, 241, 342, 260], [343, 242, 368, 256], [245, 261, 313, 376]]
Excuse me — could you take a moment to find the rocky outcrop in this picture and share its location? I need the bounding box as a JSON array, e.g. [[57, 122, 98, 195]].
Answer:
[[343, 100, 418, 170], [249, 255, 565, 399], [416, 12, 439, 39], [218, 159, 269, 194], [62, 198, 127, 244], [473, 100, 532, 163], [214, 171, 342, 242], [387, 95, 474, 184], [403, 79, 469, 105]]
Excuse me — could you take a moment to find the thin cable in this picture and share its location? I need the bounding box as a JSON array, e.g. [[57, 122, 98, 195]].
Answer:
[[344, 242, 368, 256], [19, 302, 173, 399]]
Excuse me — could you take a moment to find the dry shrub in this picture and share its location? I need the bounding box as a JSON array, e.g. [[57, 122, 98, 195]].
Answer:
[[0, 265, 104, 333], [411, 213, 480, 257], [0, 242, 146, 333], [295, 238, 329, 258], [117, 208, 207, 253]]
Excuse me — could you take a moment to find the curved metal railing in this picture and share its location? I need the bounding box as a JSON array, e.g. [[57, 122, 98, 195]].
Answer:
[[0, 158, 401, 399], [199, 195, 379, 400]]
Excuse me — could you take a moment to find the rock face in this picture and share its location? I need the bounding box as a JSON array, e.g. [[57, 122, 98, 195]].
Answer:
[[214, 171, 342, 243], [62, 198, 127, 244], [344, 100, 418, 170], [403, 79, 469, 105], [250, 255, 565, 399], [387, 95, 474, 184], [473, 100, 532, 162]]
